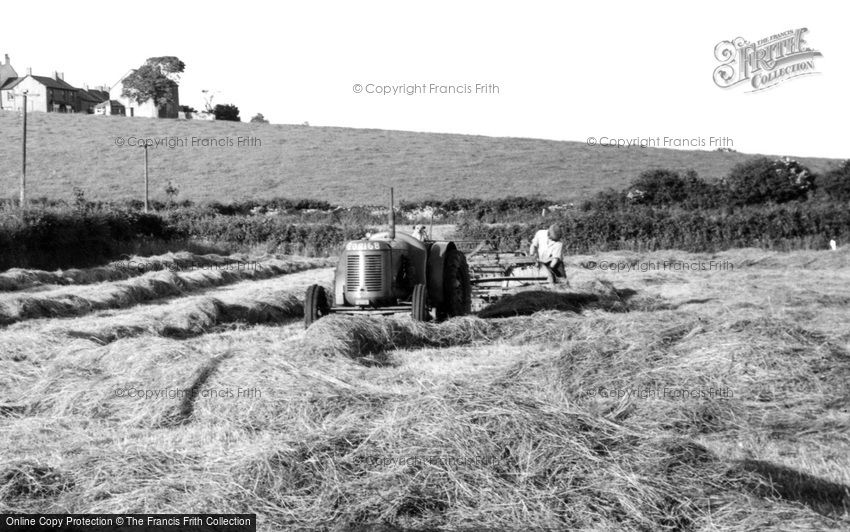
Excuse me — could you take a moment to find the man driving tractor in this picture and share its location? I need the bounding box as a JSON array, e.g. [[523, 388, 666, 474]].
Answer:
[[529, 224, 566, 284]]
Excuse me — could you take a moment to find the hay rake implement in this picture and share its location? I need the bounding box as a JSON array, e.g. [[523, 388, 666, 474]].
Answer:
[[456, 241, 553, 310]]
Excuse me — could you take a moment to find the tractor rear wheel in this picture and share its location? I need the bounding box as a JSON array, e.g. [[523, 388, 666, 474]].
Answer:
[[441, 248, 472, 317], [412, 284, 429, 322], [305, 284, 329, 328]]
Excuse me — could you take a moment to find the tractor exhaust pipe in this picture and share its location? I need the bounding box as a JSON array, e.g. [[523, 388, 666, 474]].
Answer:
[[389, 187, 395, 240]]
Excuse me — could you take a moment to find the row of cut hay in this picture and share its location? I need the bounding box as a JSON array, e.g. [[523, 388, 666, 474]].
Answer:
[[160, 292, 304, 340], [476, 278, 630, 319], [66, 290, 305, 343], [1, 269, 334, 352], [303, 314, 500, 364], [0, 251, 255, 292], [0, 257, 334, 326]]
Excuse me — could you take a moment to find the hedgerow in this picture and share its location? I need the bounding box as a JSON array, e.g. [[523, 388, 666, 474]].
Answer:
[[0, 208, 364, 270], [164, 212, 364, 254], [458, 202, 850, 253], [0, 210, 178, 270]]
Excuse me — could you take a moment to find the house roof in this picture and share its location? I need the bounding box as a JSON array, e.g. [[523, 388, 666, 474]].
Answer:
[[32, 75, 78, 90], [1, 75, 78, 91], [89, 89, 109, 100], [95, 99, 125, 108], [79, 89, 109, 103]]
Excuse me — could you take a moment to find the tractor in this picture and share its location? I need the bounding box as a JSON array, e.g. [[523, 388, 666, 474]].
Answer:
[[304, 189, 472, 327]]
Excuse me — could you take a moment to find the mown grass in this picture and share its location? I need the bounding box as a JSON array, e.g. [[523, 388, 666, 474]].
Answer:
[[0, 247, 848, 530], [0, 251, 249, 292], [0, 256, 332, 326], [0, 111, 841, 206]]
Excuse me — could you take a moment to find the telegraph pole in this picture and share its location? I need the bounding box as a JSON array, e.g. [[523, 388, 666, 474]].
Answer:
[[17, 89, 41, 215], [20, 90, 27, 214], [143, 141, 150, 213]]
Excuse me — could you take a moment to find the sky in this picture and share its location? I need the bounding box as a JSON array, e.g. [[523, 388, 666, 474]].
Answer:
[[2, 0, 847, 158]]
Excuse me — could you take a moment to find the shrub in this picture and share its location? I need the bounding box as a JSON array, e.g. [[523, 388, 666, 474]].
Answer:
[[620, 169, 726, 209], [580, 189, 626, 211], [626, 169, 691, 205], [213, 103, 240, 122]]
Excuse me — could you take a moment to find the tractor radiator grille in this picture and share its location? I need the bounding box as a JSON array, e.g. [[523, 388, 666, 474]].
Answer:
[[363, 255, 383, 291], [346, 256, 359, 289], [346, 254, 383, 292]]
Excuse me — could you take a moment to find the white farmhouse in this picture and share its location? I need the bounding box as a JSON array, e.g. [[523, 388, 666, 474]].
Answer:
[[109, 70, 180, 118]]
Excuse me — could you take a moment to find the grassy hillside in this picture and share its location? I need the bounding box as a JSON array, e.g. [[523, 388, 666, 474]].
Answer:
[[0, 111, 843, 206]]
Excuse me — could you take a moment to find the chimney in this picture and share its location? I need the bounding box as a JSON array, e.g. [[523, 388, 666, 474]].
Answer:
[[26, 67, 32, 76], [54, 71, 64, 81], [3, 54, 8, 65], [84, 83, 89, 91]]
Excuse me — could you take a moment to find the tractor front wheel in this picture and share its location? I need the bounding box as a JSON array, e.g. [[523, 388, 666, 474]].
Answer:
[[305, 284, 329, 328], [412, 284, 429, 322]]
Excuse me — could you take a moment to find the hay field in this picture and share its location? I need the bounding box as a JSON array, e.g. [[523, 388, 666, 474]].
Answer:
[[1, 247, 849, 531], [0, 111, 841, 205]]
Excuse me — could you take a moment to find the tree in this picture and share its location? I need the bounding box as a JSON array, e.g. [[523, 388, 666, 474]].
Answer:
[[250, 113, 269, 124], [819, 160, 850, 201], [724, 157, 815, 205], [121, 56, 186, 114], [214, 104, 241, 122]]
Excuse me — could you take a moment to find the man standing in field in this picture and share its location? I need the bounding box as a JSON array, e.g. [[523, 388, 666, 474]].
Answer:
[[530, 224, 566, 284]]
